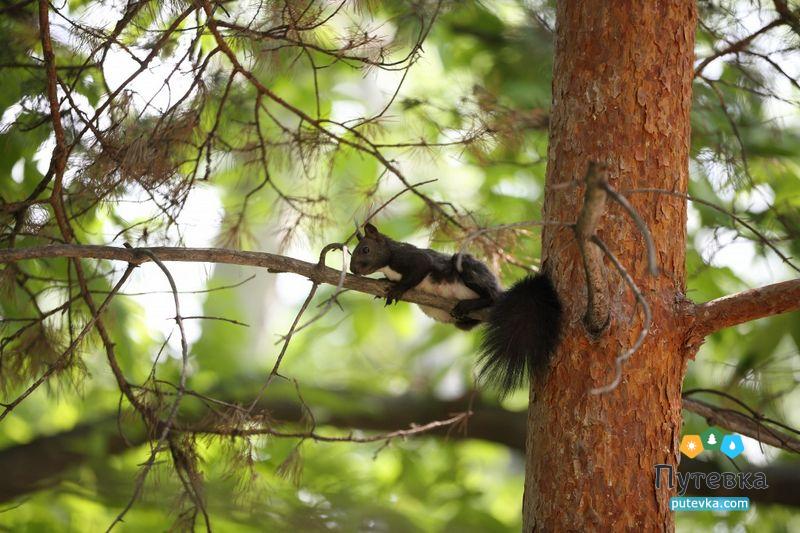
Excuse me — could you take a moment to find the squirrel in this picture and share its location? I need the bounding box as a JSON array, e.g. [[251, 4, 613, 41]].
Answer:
[[349, 223, 562, 396]]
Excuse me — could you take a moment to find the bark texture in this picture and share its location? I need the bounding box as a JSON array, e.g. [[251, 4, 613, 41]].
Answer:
[[689, 278, 800, 340], [526, 2, 696, 530]]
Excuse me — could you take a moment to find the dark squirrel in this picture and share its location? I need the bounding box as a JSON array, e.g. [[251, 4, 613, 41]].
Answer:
[[349, 223, 562, 396]]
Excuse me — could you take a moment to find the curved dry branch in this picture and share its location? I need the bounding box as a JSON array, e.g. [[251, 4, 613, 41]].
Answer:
[[600, 182, 658, 276], [588, 236, 652, 395], [107, 247, 199, 532]]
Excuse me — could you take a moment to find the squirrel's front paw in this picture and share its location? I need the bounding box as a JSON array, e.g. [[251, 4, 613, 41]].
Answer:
[[385, 286, 405, 306]]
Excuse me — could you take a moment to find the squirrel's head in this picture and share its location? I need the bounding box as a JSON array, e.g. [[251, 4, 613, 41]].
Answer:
[[350, 223, 391, 275]]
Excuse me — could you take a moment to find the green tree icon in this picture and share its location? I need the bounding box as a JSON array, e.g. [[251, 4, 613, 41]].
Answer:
[[701, 427, 723, 452]]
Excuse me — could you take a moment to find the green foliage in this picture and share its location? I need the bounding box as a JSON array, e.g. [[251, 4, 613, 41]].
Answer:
[[0, 0, 799, 531]]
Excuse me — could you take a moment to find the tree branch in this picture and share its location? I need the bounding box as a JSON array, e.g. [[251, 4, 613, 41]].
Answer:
[[0, 244, 489, 320], [2, 387, 799, 506], [588, 236, 652, 395], [681, 458, 800, 506], [683, 396, 800, 453], [690, 278, 800, 339], [574, 163, 610, 334], [694, 17, 786, 78], [0, 263, 136, 421]]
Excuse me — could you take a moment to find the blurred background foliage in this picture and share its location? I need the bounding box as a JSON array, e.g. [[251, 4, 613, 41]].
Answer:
[[1, 0, 799, 531]]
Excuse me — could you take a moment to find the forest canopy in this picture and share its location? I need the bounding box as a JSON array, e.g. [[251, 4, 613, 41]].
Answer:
[[1, 0, 800, 531]]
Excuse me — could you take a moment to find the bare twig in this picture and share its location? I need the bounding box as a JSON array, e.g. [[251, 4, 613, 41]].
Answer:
[[683, 391, 800, 454], [600, 182, 658, 276], [182, 315, 249, 327], [96, 274, 256, 296], [624, 188, 800, 274], [248, 242, 352, 413], [190, 412, 472, 444], [694, 17, 786, 77], [349, 179, 438, 243], [283, 243, 350, 338], [107, 246, 194, 532], [588, 236, 652, 395]]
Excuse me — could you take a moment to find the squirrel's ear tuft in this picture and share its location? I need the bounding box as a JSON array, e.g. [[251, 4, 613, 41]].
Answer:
[[364, 223, 380, 236]]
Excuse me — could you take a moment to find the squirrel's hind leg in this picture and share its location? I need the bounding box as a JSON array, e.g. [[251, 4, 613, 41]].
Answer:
[[450, 268, 498, 322], [454, 318, 480, 330], [451, 297, 493, 319]]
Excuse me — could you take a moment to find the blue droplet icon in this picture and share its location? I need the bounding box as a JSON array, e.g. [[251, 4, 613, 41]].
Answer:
[[721, 434, 744, 459]]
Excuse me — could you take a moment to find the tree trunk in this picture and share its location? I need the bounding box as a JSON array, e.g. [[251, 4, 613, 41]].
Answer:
[[526, 2, 696, 531]]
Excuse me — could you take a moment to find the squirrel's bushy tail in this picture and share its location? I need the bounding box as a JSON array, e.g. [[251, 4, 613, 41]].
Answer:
[[478, 273, 562, 397]]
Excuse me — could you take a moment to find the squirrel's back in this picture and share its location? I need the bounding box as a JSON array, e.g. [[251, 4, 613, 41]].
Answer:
[[478, 273, 562, 396]]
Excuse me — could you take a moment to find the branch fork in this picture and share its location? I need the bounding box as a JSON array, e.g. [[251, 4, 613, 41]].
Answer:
[[571, 162, 659, 394]]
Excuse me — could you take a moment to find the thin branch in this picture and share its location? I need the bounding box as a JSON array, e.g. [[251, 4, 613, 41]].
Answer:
[[188, 412, 471, 444], [588, 236, 652, 395], [0, 264, 136, 421], [600, 182, 658, 276], [248, 243, 349, 411], [249, 284, 319, 410], [694, 17, 786, 77], [683, 393, 800, 454], [773, 0, 800, 35], [106, 246, 194, 532], [182, 315, 249, 327], [623, 189, 800, 274], [351, 179, 438, 243], [284, 243, 349, 338], [96, 274, 256, 296]]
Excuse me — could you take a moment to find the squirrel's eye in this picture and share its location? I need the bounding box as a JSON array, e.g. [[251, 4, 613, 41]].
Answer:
[[361, 246, 369, 254]]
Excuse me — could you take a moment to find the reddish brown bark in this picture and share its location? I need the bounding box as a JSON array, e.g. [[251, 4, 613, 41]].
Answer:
[[690, 278, 800, 340], [527, 2, 697, 530]]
